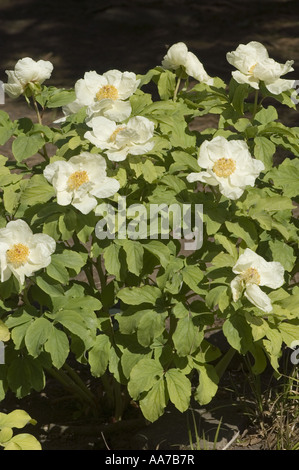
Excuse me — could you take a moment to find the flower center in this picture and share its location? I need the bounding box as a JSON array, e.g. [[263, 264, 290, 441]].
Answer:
[[6, 243, 30, 267], [242, 267, 261, 285], [68, 170, 89, 190], [96, 85, 119, 101], [248, 63, 257, 75], [109, 126, 125, 143], [213, 158, 236, 178]]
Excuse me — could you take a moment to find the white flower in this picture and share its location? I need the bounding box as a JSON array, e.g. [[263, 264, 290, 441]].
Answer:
[[230, 248, 284, 313], [226, 41, 295, 95], [65, 69, 140, 122], [84, 115, 155, 162], [187, 136, 264, 200], [0, 220, 56, 285], [162, 42, 213, 85], [4, 57, 53, 99], [43, 152, 120, 214]]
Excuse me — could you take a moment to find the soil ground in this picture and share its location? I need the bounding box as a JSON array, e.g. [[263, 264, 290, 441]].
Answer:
[[0, 0, 298, 451]]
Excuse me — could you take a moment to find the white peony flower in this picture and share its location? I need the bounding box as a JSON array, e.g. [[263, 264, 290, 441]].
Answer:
[[230, 248, 285, 313], [226, 41, 295, 95], [65, 69, 140, 122], [4, 57, 53, 99], [162, 42, 214, 85], [0, 220, 56, 285], [43, 152, 120, 214], [84, 115, 155, 162], [187, 136, 264, 200]]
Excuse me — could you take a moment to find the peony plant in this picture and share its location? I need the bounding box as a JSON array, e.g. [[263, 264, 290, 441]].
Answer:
[[0, 43, 298, 424]]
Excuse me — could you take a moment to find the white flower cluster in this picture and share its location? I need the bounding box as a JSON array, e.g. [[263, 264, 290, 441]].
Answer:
[[187, 135, 265, 200], [227, 41, 295, 95]]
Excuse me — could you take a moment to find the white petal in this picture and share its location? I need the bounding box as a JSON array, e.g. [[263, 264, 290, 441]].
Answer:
[[230, 275, 243, 302], [187, 171, 218, 185], [232, 248, 260, 274], [1, 219, 33, 244], [244, 284, 273, 313], [258, 261, 285, 289], [75, 71, 106, 106], [231, 71, 260, 89], [185, 52, 211, 83], [217, 180, 244, 200], [91, 177, 120, 198], [127, 116, 155, 143], [106, 148, 129, 162], [72, 194, 97, 214], [266, 78, 296, 95], [101, 100, 132, 122], [162, 42, 188, 70]]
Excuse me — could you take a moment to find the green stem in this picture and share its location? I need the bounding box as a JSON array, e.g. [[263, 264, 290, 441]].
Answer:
[[63, 363, 97, 405], [173, 75, 182, 101], [113, 380, 124, 421], [46, 366, 97, 410], [252, 89, 259, 121], [32, 95, 49, 161], [32, 95, 42, 125]]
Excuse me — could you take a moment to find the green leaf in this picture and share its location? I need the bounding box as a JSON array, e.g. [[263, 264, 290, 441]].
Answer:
[[7, 356, 45, 397], [158, 70, 176, 100], [223, 314, 252, 354], [173, 317, 204, 356], [103, 243, 121, 280], [254, 136, 276, 171], [266, 158, 299, 197], [46, 256, 69, 284], [194, 364, 219, 405], [117, 285, 162, 306], [139, 378, 167, 423], [128, 357, 164, 399], [35, 274, 64, 297], [137, 310, 167, 347], [4, 433, 41, 450], [88, 335, 111, 377], [0, 410, 34, 429], [21, 174, 55, 206], [46, 89, 76, 108], [25, 318, 53, 357], [254, 105, 278, 125], [55, 249, 86, 275], [122, 240, 144, 276], [12, 134, 45, 162], [268, 240, 296, 272], [182, 266, 205, 295], [225, 218, 258, 249], [142, 240, 171, 269], [206, 285, 230, 312], [165, 369, 191, 413], [44, 327, 69, 369], [54, 310, 88, 339], [278, 321, 299, 346]]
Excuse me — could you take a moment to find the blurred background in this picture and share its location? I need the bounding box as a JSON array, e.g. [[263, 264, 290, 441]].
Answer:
[[0, 0, 298, 120]]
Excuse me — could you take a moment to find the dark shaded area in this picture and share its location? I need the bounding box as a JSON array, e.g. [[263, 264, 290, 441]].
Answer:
[[0, 0, 298, 88]]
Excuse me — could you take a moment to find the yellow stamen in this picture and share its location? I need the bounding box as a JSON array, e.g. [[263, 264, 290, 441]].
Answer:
[[248, 63, 257, 75], [96, 84, 119, 101], [242, 267, 261, 285], [6, 243, 29, 267], [109, 126, 125, 143], [68, 170, 89, 190], [213, 158, 236, 178]]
